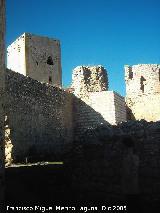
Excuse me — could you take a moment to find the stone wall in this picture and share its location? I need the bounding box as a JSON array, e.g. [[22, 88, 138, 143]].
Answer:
[[126, 94, 160, 121], [5, 69, 73, 163], [73, 91, 126, 139], [71, 120, 160, 202], [125, 64, 160, 121], [114, 92, 127, 124], [7, 34, 26, 75], [71, 65, 108, 98], [0, 0, 5, 206], [7, 33, 62, 87], [71, 65, 126, 138]]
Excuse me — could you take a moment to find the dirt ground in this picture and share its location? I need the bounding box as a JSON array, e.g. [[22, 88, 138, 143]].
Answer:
[[5, 163, 160, 212]]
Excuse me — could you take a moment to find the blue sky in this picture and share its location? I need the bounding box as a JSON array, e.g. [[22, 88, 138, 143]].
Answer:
[[6, 0, 160, 96]]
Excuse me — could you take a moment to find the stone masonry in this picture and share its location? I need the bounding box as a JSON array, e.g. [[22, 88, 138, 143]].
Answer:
[[71, 65, 108, 97], [5, 69, 73, 164], [4, 31, 160, 204], [125, 64, 160, 121], [5, 58, 126, 163], [0, 0, 5, 206], [72, 120, 160, 202], [6, 33, 160, 166], [7, 33, 62, 87], [71, 66, 126, 138]]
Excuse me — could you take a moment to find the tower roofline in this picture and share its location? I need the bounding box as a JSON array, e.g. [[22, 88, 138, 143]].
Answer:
[[7, 32, 60, 48]]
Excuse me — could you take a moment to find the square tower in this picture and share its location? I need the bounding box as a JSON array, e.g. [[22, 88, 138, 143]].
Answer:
[[7, 33, 62, 87]]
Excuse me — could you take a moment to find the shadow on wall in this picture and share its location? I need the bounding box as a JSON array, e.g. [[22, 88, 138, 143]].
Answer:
[[72, 95, 112, 140], [68, 119, 160, 203], [5, 120, 160, 208], [5, 69, 112, 164], [126, 105, 136, 121]]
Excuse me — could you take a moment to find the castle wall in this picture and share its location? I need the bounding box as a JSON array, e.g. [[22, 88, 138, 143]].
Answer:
[[7, 33, 62, 87], [0, 0, 5, 205], [113, 92, 127, 124], [73, 91, 126, 138], [5, 69, 73, 163], [72, 120, 160, 201], [126, 94, 160, 121], [72, 66, 126, 138], [90, 91, 116, 124], [71, 65, 108, 98], [125, 64, 160, 121]]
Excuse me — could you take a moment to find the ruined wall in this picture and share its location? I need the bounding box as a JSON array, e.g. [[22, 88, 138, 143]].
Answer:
[[73, 91, 126, 138], [125, 64, 160, 121], [5, 69, 73, 163], [71, 65, 108, 98], [0, 0, 5, 205], [72, 120, 160, 202], [72, 66, 126, 138], [7, 33, 62, 87]]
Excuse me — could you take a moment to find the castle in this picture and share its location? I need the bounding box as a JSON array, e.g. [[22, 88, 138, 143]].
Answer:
[[1, 3, 160, 204], [4, 33, 160, 165]]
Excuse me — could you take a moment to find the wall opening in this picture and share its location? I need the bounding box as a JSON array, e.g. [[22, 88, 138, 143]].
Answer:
[[128, 67, 133, 79], [140, 76, 146, 93], [49, 76, 52, 84], [47, 56, 54, 65]]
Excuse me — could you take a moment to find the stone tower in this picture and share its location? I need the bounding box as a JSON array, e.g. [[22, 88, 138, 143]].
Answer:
[[125, 64, 160, 121], [7, 33, 62, 87], [71, 65, 126, 132], [71, 65, 108, 98], [0, 0, 5, 206]]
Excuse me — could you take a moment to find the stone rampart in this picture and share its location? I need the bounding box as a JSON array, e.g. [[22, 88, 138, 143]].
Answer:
[[71, 120, 160, 201], [73, 91, 126, 139], [5, 69, 73, 163]]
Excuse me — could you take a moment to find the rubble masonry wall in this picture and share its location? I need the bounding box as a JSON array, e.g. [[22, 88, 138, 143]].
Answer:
[[73, 91, 126, 139], [5, 69, 73, 163], [72, 120, 160, 201]]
